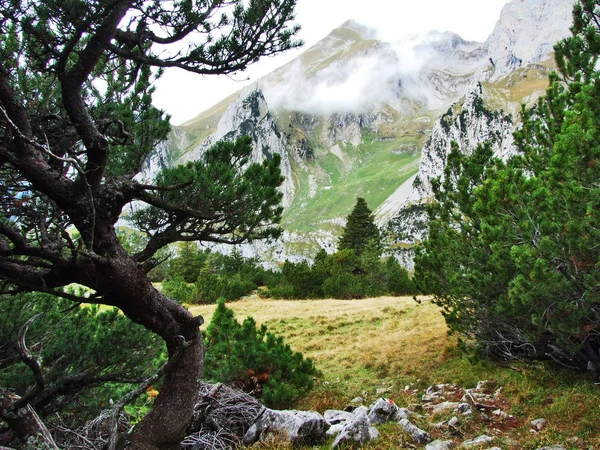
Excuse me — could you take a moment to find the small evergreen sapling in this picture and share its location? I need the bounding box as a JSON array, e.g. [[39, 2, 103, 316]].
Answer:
[[203, 299, 317, 408]]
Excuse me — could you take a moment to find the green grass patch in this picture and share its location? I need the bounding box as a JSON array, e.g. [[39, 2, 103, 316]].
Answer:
[[283, 134, 420, 232]]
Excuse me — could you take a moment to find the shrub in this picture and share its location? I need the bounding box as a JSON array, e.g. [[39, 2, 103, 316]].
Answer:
[[415, 3, 600, 369], [162, 275, 196, 303], [0, 293, 164, 425], [203, 299, 317, 408], [385, 257, 415, 296]]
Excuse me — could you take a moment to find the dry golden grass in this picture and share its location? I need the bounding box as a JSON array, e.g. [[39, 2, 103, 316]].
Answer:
[[189, 295, 600, 449], [190, 295, 457, 402]]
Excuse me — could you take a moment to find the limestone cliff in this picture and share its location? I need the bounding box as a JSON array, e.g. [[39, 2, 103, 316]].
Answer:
[[378, 86, 516, 268]]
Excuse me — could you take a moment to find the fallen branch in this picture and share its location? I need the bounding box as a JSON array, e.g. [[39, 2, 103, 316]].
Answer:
[[0, 389, 59, 450]]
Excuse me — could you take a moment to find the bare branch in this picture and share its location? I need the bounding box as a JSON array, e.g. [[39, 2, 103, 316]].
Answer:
[[135, 180, 194, 192], [12, 315, 44, 410], [0, 389, 59, 450]]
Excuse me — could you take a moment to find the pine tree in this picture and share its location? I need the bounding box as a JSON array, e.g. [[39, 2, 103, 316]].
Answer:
[[167, 242, 206, 283], [204, 299, 317, 408], [415, 1, 600, 371], [0, 1, 300, 447], [338, 198, 382, 256]]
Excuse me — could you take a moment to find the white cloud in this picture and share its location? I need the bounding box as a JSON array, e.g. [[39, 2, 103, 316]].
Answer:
[[260, 31, 472, 115], [262, 52, 406, 115], [152, 0, 510, 124]]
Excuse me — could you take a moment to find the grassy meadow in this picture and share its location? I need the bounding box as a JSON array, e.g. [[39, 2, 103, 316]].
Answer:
[[190, 296, 600, 449]]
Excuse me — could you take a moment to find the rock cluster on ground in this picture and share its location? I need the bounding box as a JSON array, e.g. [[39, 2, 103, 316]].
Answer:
[[63, 381, 574, 449], [232, 379, 571, 449]]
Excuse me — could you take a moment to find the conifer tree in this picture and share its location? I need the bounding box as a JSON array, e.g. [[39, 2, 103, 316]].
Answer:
[[0, 1, 300, 447], [338, 198, 381, 256], [415, 1, 600, 371]]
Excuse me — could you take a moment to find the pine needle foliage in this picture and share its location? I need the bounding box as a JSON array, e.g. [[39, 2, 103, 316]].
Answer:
[[338, 198, 382, 256], [415, 1, 600, 371], [203, 299, 317, 408]]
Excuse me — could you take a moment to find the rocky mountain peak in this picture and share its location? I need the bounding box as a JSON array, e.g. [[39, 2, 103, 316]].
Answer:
[[337, 19, 377, 40], [485, 0, 574, 76], [153, 0, 575, 268], [416, 31, 471, 55], [178, 86, 295, 208]]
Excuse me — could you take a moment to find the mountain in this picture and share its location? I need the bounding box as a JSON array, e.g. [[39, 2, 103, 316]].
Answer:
[[379, 0, 574, 268], [147, 0, 575, 267], [485, 0, 574, 78]]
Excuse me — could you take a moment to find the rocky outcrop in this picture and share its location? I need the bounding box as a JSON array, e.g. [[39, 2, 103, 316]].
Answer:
[[138, 140, 173, 184], [329, 407, 379, 448], [367, 398, 403, 425], [179, 87, 296, 208], [174, 381, 574, 449], [413, 85, 516, 198], [461, 435, 496, 447], [399, 418, 432, 444], [380, 85, 516, 268], [138, 126, 194, 184], [485, 0, 573, 78], [427, 440, 457, 450]]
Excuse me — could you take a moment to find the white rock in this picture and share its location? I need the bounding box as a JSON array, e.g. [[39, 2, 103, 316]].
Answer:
[[485, 0, 573, 79], [399, 418, 431, 445], [242, 409, 326, 445], [429, 401, 460, 414], [447, 416, 459, 427], [456, 403, 472, 415], [368, 398, 399, 425], [492, 409, 509, 418], [326, 423, 344, 437], [376, 386, 393, 395], [461, 435, 495, 447], [324, 409, 353, 425], [531, 418, 547, 430], [394, 408, 412, 421], [331, 409, 379, 448], [426, 440, 457, 450]]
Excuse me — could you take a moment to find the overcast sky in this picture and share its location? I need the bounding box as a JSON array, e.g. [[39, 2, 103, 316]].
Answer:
[[152, 0, 510, 125]]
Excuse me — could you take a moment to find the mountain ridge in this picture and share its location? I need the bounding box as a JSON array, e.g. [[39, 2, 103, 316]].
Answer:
[[148, 0, 575, 267]]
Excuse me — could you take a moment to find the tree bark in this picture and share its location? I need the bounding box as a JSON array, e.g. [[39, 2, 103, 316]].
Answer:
[[0, 389, 59, 449], [125, 337, 202, 450], [83, 225, 205, 450], [104, 273, 203, 450]]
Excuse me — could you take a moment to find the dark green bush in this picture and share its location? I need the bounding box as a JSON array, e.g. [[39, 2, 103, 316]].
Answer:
[[266, 247, 415, 300], [415, 2, 600, 368], [159, 246, 272, 304], [203, 299, 317, 408], [0, 292, 164, 425], [385, 257, 415, 296], [162, 275, 196, 303]]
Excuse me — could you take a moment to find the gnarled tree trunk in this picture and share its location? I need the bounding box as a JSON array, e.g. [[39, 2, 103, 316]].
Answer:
[[86, 230, 205, 450]]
